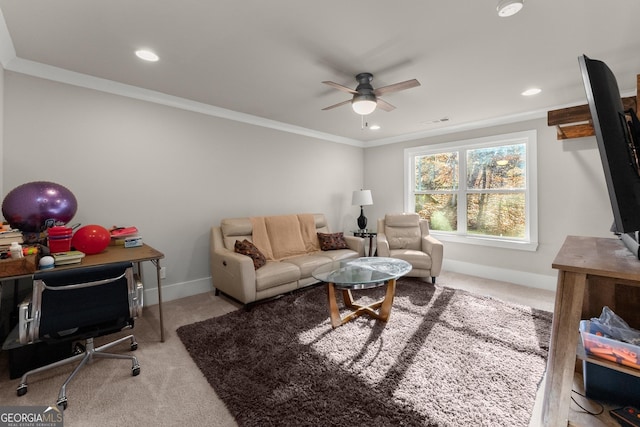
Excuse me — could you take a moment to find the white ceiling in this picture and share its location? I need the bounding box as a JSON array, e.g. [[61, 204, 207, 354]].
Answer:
[[0, 1, 639, 146]]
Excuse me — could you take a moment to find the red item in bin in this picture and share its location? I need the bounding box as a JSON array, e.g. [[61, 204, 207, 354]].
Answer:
[[48, 226, 73, 253], [110, 226, 139, 238], [48, 226, 73, 237]]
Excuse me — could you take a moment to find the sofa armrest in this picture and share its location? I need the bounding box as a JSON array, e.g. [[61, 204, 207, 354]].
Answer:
[[344, 235, 365, 257], [376, 232, 390, 257], [422, 234, 444, 277], [210, 227, 257, 304]]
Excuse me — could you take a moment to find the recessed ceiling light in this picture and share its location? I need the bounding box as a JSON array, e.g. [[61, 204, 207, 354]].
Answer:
[[521, 88, 541, 96], [369, 124, 381, 130], [497, 0, 523, 17], [135, 49, 159, 62]]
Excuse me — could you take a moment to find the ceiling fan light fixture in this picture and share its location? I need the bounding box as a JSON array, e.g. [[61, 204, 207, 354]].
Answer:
[[352, 94, 377, 115], [497, 0, 523, 17]]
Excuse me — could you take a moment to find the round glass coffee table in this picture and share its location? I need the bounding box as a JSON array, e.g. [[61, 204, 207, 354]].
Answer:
[[312, 257, 412, 328]]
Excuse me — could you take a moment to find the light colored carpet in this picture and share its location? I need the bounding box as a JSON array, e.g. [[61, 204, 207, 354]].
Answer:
[[3, 271, 612, 426], [0, 290, 240, 427], [178, 277, 552, 426]]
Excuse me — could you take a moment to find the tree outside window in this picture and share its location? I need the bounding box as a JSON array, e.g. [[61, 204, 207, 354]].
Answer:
[[414, 151, 458, 232], [406, 131, 537, 250], [466, 144, 526, 238]]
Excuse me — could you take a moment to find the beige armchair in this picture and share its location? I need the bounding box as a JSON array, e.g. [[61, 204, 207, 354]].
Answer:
[[376, 213, 444, 284]]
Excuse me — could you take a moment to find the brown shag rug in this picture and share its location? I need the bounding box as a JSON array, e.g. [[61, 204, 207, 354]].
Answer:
[[177, 278, 552, 427]]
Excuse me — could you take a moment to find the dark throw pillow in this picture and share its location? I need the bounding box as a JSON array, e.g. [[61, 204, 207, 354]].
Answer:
[[317, 232, 349, 251], [234, 239, 266, 270]]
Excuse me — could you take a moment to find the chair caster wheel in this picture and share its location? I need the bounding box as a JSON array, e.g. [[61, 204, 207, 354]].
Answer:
[[132, 366, 140, 376], [57, 397, 68, 410], [73, 343, 85, 355], [130, 343, 138, 351], [16, 384, 27, 396]]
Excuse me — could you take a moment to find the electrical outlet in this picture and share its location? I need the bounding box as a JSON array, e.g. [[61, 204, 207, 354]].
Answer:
[[159, 266, 167, 279]]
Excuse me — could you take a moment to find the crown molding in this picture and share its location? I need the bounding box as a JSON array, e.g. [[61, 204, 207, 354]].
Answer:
[[4, 57, 365, 148], [0, 10, 605, 149], [0, 9, 15, 68]]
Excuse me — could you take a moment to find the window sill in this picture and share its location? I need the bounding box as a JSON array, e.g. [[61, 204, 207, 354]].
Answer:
[[431, 232, 538, 251]]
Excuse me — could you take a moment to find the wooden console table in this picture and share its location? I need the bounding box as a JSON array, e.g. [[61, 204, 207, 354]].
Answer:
[[542, 236, 640, 425]]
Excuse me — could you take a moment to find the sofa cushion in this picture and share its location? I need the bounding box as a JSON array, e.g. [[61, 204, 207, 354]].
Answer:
[[317, 232, 349, 251], [386, 227, 421, 250], [255, 261, 301, 291], [385, 212, 420, 227], [389, 248, 432, 270], [320, 248, 361, 262], [221, 218, 253, 251], [282, 254, 333, 277], [384, 213, 422, 251], [234, 239, 266, 270]]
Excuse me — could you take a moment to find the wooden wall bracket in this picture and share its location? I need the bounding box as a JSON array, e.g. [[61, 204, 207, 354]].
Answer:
[[547, 75, 640, 140]]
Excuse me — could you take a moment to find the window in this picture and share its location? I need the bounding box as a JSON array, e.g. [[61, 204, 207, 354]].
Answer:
[[405, 130, 537, 251]]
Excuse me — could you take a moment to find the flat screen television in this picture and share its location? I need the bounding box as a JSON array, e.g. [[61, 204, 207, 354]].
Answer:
[[579, 54, 640, 257]]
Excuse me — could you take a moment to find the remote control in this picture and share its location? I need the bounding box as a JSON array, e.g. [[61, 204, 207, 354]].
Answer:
[[610, 407, 640, 427]]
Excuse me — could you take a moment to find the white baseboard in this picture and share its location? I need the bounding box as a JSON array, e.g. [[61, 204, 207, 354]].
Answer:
[[143, 277, 213, 306], [141, 262, 557, 306], [443, 259, 557, 292]]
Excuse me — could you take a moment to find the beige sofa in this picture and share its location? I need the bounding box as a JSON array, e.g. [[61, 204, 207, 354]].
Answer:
[[210, 213, 364, 304]]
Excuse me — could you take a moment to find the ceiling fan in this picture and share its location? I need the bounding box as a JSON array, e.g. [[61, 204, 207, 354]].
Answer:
[[322, 72, 420, 115]]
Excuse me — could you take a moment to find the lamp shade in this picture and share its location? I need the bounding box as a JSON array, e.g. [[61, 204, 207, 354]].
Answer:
[[352, 190, 373, 206], [351, 95, 377, 115]]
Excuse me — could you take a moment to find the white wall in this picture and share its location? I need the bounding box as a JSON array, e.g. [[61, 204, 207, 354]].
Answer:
[[364, 119, 614, 290], [0, 66, 3, 199], [2, 72, 365, 302], [1, 69, 620, 298]]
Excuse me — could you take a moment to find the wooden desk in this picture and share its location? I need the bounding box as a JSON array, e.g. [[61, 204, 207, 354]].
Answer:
[[542, 236, 640, 426], [0, 244, 166, 342]]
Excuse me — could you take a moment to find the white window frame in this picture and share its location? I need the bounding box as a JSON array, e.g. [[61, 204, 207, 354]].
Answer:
[[404, 130, 538, 251]]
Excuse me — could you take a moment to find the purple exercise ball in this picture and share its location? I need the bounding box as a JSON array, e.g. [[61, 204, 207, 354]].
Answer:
[[1, 181, 78, 232]]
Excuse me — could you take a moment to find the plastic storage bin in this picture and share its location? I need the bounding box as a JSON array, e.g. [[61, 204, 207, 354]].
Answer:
[[579, 320, 640, 369], [580, 320, 640, 405], [47, 226, 73, 254]]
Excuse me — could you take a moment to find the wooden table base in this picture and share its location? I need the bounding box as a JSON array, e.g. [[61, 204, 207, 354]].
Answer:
[[326, 278, 397, 328]]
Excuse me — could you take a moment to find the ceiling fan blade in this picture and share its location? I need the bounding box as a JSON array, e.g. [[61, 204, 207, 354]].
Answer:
[[322, 99, 352, 111], [322, 81, 358, 95], [373, 79, 420, 96], [376, 98, 396, 112]]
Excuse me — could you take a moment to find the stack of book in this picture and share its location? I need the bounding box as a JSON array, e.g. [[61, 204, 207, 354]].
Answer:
[[52, 250, 85, 266], [110, 226, 143, 248], [0, 229, 23, 252]]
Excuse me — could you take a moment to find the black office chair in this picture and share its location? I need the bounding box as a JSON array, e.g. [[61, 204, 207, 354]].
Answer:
[[16, 261, 143, 410]]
